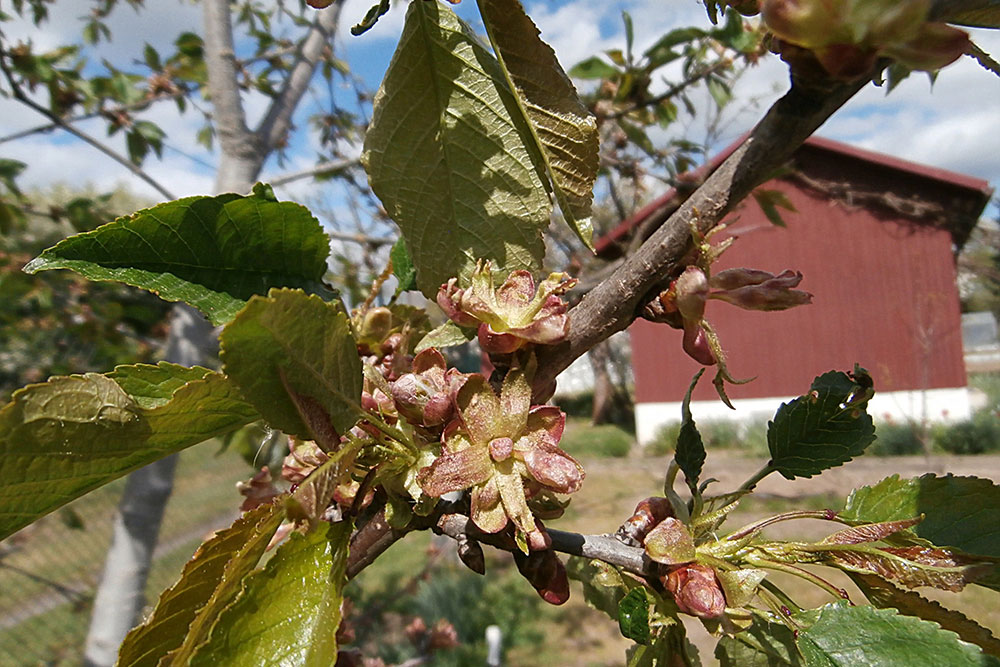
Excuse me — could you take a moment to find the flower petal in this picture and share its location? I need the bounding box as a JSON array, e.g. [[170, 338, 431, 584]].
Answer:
[[471, 478, 508, 533], [457, 374, 502, 445], [500, 368, 532, 434], [524, 406, 566, 447], [417, 446, 493, 497], [494, 461, 536, 535]]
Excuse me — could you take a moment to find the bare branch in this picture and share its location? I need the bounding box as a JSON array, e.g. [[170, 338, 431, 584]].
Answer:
[[256, 2, 344, 153], [267, 157, 361, 187], [532, 72, 874, 398], [0, 49, 176, 201], [343, 504, 654, 582], [326, 229, 394, 247], [434, 513, 654, 578]]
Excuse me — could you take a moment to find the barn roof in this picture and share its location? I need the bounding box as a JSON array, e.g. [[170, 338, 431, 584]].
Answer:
[[594, 135, 994, 259]]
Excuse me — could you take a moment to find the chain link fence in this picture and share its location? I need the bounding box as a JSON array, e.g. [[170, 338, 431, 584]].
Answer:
[[0, 441, 251, 665]]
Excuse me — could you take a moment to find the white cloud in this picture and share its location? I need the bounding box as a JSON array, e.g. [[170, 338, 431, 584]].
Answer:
[[2, 0, 997, 214]]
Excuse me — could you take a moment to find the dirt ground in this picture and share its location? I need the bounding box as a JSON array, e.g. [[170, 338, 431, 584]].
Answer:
[[596, 453, 1000, 502]]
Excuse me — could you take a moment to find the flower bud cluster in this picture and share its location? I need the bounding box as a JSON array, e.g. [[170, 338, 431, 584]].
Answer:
[[758, 0, 969, 77], [619, 497, 731, 620], [437, 261, 577, 355], [416, 370, 584, 539]]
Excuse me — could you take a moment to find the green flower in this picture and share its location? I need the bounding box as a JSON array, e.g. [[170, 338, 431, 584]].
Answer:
[[417, 369, 584, 537], [437, 261, 576, 354]]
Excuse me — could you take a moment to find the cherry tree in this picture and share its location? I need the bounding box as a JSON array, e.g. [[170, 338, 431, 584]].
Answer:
[[1, 0, 1000, 664]]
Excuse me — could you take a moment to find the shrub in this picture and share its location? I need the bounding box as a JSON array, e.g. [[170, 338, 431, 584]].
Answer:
[[933, 411, 1000, 455], [869, 422, 926, 456], [559, 420, 633, 458], [646, 419, 771, 458]]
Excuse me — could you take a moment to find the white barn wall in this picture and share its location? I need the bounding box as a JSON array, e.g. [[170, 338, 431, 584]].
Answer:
[[635, 387, 973, 445]]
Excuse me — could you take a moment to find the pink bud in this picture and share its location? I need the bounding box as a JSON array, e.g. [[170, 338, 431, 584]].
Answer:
[[664, 564, 727, 619], [710, 269, 812, 311], [673, 266, 709, 323], [682, 323, 717, 366], [489, 437, 514, 462]]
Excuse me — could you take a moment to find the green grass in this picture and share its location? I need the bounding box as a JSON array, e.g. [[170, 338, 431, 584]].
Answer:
[[560, 418, 634, 459]]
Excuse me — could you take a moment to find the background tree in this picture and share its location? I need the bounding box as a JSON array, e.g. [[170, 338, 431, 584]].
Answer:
[[0, 1, 380, 662]]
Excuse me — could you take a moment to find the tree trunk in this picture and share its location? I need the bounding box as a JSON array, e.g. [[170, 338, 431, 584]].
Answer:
[[590, 339, 614, 425], [83, 306, 215, 666]]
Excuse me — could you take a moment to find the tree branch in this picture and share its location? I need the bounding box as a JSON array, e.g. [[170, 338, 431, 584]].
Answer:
[[326, 229, 394, 247], [256, 2, 344, 153], [0, 51, 176, 201], [0, 91, 188, 145], [267, 156, 360, 187], [343, 507, 655, 582], [603, 60, 731, 121], [434, 513, 654, 578], [531, 72, 873, 398]]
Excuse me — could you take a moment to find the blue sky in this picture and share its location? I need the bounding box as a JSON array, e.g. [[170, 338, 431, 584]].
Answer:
[[1, 0, 998, 219]]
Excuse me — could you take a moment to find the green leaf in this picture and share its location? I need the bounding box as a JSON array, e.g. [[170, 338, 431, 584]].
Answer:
[[618, 587, 652, 644], [565, 557, 629, 621], [415, 320, 476, 353], [627, 623, 699, 666], [108, 362, 216, 409], [219, 288, 362, 439], [937, 1, 1000, 28], [24, 188, 334, 325], [390, 237, 417, 294], [767, 370, 875, 479], [851, 572, 1000, 658], [117, 502, 285, 667], [478, 0, 600, 250], [190, 520, 352, 666], [643, 27, 706, 69], [622, 11, 634, 60], [0, 369, 259, 540], [568, 56, 621, 80], [362, 0, 551, 296], [716, 615, 802, 666], [798, 603, 999, 666], [841, 474, 1000, 589], [351, 0, 391, 36], [752, 188, 797, 228], [675, 369, 705, 492]]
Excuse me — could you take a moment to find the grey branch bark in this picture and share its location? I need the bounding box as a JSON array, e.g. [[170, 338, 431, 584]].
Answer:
[[83, 3, 347, 663], [434, 513, 653, 578], [532, 74, 871, 398], [268, 157, 361, 187], [256, 3, 344, 154]]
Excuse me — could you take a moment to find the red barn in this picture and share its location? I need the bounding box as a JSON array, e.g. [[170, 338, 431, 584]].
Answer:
[[596, 136, 993, 444]]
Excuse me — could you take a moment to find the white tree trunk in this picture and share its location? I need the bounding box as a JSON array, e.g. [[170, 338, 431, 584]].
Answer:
[[83, 306, 215, 666], [82, 1, 344, 661]]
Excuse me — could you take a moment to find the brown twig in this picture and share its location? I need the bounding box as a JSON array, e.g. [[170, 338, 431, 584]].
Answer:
[[0, 48, 176, 200], [434, 513, 655, 578]]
